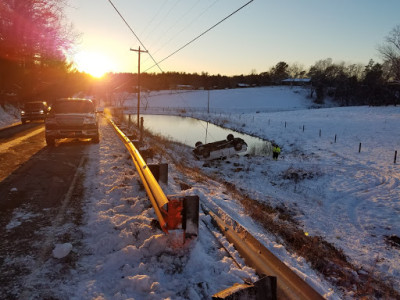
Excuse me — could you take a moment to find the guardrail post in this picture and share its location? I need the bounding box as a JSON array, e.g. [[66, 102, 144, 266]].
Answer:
[[148, 163, 168, 184], [166, 195, 199, 240]]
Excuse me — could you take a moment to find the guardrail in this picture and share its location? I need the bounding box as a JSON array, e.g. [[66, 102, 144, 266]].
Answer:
[[107, 117, 199, 240], [203, 204, 324, 300]]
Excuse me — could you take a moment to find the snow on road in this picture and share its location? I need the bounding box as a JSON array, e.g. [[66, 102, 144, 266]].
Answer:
[[60, 118, 258, 299]]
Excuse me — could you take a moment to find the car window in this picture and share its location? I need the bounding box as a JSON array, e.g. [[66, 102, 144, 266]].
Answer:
[[25, 103, 45, 110], [52, 101, 94, 114]]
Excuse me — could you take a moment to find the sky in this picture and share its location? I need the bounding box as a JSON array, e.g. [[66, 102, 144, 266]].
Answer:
[[65, 0, 400, 77]]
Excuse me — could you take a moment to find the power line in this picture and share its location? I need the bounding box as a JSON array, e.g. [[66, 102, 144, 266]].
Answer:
[[148, 0, 204, 53], [144, 0, 254, 72], [142, 0, 219, 65], [139, 0, 170, 38], [107, 0, 163, 73], [142, 0, 182, 43]]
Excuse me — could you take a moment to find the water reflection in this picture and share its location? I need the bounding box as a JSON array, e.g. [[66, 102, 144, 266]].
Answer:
[[124, 114, 272, 156]]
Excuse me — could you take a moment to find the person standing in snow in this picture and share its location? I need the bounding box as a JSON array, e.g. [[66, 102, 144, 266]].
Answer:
[[272, 144, 281, 160]]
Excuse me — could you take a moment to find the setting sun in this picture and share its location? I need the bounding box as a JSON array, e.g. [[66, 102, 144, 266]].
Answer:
[[74, 51, 115, 77]]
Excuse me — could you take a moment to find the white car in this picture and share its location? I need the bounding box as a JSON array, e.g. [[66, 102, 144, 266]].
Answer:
[[193, 134, 247, 160]]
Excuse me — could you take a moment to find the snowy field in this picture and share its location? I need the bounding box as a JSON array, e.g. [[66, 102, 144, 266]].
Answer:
[[1, 86, 399, 299], [134, 86, 400, 296]]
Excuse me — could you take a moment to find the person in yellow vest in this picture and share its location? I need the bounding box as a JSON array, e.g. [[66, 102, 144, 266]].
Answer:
[[272, 143, 281, 160]]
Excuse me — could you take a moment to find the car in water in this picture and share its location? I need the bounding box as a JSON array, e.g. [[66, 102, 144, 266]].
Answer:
[[20, 101, 49, 124], [45, 98, 99, 146], [193, 134, 247, 160]]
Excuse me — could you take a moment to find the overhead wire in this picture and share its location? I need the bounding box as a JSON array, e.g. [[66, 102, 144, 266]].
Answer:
[[142, 0, 219, 66], [139, 0, 170, 38], [106, 0, 163, 73], [141, 0, 182, 43], [146, 0, 203, 56], [144, 0, 254, 72]]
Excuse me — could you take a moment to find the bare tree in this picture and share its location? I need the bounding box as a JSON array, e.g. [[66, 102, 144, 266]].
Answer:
[[378, 25, 400, 84], [287, 63, 306, 79], [0, 0, 76, 103]]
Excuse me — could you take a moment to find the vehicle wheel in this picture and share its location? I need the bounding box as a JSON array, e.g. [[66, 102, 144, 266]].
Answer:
[[202, 149, 210, 158], [234, 142, 243, 151], [227, 134, 234, 141], [195, 141, 203, 147], [46, 136, 55, 147], [92, 134, 100, 143]]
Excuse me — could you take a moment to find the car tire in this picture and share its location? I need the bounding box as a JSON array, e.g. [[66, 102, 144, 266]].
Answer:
[[202, 149, 210, 158], [46, 136, 55, 147], [92, 134, 100, 143], [227, 134, 234, 141], [234, 142, 243, 151]]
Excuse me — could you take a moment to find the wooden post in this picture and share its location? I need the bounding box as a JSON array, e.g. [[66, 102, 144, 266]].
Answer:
[[359, 143, 362, 153], [303, 125, 305, 132], [319, 129, 321, 137], [130, 47, 148, 127], [334, 134, 337, 143], [207, 90, 210, 114], [140, 117, 144, 142], [394, 150, 397, 164]]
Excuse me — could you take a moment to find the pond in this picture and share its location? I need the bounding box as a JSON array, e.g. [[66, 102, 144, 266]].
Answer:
[[124, 114, 272, 156]]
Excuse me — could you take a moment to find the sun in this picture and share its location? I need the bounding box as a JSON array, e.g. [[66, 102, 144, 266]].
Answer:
[[74, 51, 115, 78]]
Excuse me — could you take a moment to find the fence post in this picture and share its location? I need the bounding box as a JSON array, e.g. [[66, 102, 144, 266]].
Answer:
[[395, 150, 397, 164], [303, 125, 305, 132], [319, 129, 321, 137], [359, 143, 362, 153], [334, 134, 337, 143]]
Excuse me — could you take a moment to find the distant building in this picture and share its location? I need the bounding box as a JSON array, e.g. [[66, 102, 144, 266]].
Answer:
[[171, 84, 195, 90], [237, 83, 250, 88], [281, 78, 311, 86]]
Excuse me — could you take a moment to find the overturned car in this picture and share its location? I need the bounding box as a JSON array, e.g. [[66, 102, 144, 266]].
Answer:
[[193, 134, 247, 160]]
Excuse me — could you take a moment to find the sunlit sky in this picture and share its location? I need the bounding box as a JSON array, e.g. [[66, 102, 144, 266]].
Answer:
[[66, 0, 400, 77]]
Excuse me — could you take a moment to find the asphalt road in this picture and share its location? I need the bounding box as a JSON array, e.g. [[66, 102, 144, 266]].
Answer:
[[0, 123, 91, 299]]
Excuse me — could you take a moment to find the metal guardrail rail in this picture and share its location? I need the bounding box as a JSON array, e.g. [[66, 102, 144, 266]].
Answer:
[[107, 117, 170, 232], [107, 114, 324, 298], [203, 204, 325, 300], [107, 117, 199, 238]]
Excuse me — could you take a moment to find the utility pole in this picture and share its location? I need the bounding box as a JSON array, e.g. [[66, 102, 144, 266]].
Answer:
[[130, 46, 148, 126]]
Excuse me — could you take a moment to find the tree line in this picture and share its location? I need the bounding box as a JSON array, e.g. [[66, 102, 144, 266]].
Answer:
[[1, 0, 399, 107], [0, 0, 92, 105]]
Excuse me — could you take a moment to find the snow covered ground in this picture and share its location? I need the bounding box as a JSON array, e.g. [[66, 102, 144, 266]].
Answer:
[[1, 86, 399, 299], [132, 86, 400, 297]]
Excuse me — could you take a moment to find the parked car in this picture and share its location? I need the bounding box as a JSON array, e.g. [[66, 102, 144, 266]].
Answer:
[[45, 98, 99, 146], [193, 134, 247, 160], [20, 101, 49, 124]]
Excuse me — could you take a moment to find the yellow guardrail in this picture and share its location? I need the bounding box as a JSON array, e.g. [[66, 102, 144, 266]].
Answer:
[[107, 117, 169, 232]]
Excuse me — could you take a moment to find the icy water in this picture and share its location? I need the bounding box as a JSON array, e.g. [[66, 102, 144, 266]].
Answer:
[[124, 114, 272, 156]]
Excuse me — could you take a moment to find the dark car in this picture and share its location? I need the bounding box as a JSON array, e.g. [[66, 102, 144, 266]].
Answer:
[[45, 98, 99, 146], [193, 134, 247, 160], [20, 101, 49, 124]]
